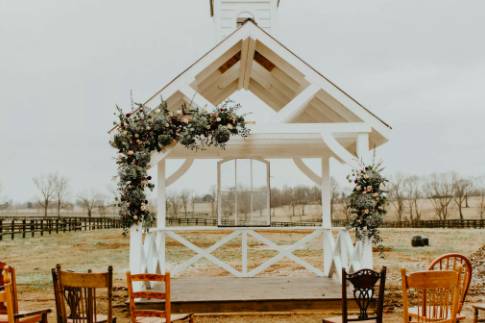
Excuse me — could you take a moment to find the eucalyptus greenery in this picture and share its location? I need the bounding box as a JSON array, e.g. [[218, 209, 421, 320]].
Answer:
[[110, 100, 249, 230], [346, 162, 388, 244]]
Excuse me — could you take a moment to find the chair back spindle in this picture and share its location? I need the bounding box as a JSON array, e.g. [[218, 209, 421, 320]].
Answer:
[[52, 264, 114, 323], [428, 253, 472, 314], [401, 268, 461, 323], [341, 267, 387, 323], [126, 272, 171, 323]]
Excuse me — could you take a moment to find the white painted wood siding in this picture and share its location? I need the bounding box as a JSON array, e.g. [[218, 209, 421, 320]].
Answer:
[[213, 0, 278, 39]]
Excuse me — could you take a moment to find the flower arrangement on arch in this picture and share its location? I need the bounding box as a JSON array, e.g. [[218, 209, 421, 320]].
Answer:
[[110, 100, 249, 230], [346, 162, 389, 245]]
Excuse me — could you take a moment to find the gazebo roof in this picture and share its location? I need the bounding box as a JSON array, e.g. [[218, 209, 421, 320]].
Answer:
[[143, 19, 390, 164]]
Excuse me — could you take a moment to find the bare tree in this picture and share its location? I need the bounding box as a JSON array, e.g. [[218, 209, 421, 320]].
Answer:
[[53, 174, 69, 218], [451, 173, 473, 222], [389, 174, 406, 222], [77, 191, 104, 218], [330, 177, 339, 220], [0, 182, 8, 210], [475, 177, 485, 220], [33, 174, 57, 217], [424, 173, 454, 221], [479, 189, 485, 221], [166, 191, 179, 217], [179, 190, 191, 217], [403, 175, 422, 223]]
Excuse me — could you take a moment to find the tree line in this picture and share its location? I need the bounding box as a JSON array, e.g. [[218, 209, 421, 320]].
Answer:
[[388, 172, 485, 222], [0, 173, 112, 218]]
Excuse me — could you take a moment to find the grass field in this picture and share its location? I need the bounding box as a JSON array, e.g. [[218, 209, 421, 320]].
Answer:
[[1, 228, 484, 322]]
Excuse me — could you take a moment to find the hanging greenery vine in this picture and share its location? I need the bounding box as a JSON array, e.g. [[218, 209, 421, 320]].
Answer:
[[346, 162, 388, 245], [110, 100, 249, 230]]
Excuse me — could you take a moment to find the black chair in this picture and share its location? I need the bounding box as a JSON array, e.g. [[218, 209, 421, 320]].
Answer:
[[323, 267, 386, 323]]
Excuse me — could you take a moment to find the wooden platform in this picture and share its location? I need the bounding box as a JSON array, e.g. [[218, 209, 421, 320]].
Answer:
[[139, 276, 345, 313]]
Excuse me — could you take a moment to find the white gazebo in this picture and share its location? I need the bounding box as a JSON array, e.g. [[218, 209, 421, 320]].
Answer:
[[129, 0, 390, 283]]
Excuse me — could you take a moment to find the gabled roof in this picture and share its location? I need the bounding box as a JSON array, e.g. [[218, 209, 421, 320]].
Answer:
[[136, 19, 390, 161]]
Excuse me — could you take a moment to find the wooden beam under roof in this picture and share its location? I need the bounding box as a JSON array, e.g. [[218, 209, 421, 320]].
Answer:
[[242, 38, 256, 89], [218, 51, 241, 73], [238, 38, 250, 89], [252, 62, 296, 97], [251, 70, 292, 107], [315, 90, 361, 122], [248, 79, 286, 110], [254, 51, 275, 71], [195, 41, 242, 84], [255, 40, 306, 86]]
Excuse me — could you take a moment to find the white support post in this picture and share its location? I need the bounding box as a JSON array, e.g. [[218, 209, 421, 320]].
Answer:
[[129, 223, 143, 274], [321, 156, 332, 229], [361, 236, 374, 269], [356, 133, 370, 163], [242, 230, 248, 276], [157, 159, 166, 229]]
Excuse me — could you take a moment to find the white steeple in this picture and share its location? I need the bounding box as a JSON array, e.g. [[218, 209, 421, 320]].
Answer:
[[210, 0, 280, 40]]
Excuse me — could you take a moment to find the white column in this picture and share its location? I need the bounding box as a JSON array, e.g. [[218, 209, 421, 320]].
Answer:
[[157, 159, 166, 229], [129, 223, 143, 274], [356, 133, 370, 163], [321, 156, 332, 229]]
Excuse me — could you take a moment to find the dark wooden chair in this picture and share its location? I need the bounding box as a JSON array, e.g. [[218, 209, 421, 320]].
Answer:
[[52, 264, 115, 323], [0, 262, 50, 323], [323, 267, 386, 323], [126, 272, 193, 323]]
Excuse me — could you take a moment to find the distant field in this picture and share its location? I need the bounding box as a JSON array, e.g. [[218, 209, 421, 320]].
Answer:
[[1, 228, 483, 322], [2, 196, 483, 224]]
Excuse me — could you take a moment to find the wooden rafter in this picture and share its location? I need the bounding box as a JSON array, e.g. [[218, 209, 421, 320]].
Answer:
[[254, 51, 275, 71], [218, 51, 241, 73]]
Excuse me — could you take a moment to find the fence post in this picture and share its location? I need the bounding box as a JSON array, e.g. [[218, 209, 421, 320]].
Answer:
[[11, 220, 15, 240], [22, 220, 26, 238], [31, 220, 34, 237], [40, 219, 44, 236], [0, 219, 2, 241]]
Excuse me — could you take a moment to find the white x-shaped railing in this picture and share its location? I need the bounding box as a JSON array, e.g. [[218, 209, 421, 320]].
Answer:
[[134, 226, 373, 282]]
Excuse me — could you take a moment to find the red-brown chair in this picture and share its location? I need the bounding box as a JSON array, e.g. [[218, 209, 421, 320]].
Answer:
[[0, 265, 48, 323]]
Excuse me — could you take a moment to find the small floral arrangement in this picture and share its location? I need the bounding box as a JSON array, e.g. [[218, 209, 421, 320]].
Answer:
[[346, 162, 388, 244], [110, 100, 249, 230]]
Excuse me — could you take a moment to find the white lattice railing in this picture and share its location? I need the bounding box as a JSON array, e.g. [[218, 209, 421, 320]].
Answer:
[[129, 225, 373, 283]]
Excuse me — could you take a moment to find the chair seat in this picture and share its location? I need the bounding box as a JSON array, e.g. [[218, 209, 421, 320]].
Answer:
[[0, 313, 42, 323], [473, 303, 485, 310], [323, 315, 376, 323], [408, 306, 466, 321], [136, 313, 192, 323]]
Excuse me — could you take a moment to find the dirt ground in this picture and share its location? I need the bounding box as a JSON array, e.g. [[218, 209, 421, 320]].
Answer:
[[1, 228, 484, 322]]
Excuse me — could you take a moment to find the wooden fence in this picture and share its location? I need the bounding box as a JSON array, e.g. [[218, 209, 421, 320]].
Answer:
[[166, 217, 485, 229], [0, 217, 121, 240]]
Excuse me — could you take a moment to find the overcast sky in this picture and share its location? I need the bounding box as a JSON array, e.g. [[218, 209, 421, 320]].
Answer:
[[1, 0, 485, 202]]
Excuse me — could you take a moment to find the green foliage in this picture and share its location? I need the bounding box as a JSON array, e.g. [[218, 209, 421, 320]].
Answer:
[[110, 100, 249, 230], [346, 162, 388, 244]]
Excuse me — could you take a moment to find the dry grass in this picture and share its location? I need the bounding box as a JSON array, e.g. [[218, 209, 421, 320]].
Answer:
[[1, 228, 484, 322]]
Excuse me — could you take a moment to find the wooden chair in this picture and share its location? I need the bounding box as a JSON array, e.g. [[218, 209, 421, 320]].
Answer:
[[126, 272, 193, 323], [323, 267, 386, 323], [52, 264, 115, 323], [428, 253, 472, 315], [472, 303, 485, 323], [0, 263, 50, 323], [401, 268, 461, 323], [0, 266, 44, 323]]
